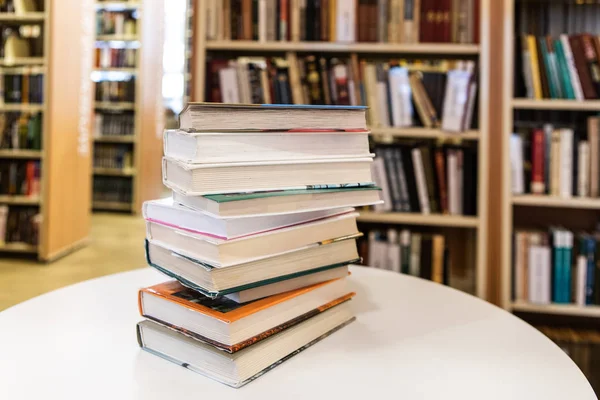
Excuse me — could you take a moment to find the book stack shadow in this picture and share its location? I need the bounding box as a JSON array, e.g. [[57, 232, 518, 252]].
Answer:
[[136, 103, 384, 387]]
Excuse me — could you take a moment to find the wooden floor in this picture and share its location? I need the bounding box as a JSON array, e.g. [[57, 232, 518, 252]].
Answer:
[[0, 213, 146, 311]]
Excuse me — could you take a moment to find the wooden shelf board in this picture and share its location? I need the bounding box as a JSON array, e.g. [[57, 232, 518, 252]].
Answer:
[[94, 102, 135, 110], [205, 40, 480, 55], [92, 200, 132, 211], [512, 301, 600, 318], [93, 167, 136, 177], [0, 242, 38, 254], [93, 135, 136, 143], [0, 57, 45, 66], [0, 12, 46, 22], [0, 149, 42, 159], [95, 1, 141, 10], [512, 98, 600, 111], [512, 195, 600, 210], [357, 211, 479, 228], [370, 127, 479, 140], [93, 67, 137, 74], [0, 103, 44, 112], [0, 195, 40, 205], [96, 34, 140, 42]]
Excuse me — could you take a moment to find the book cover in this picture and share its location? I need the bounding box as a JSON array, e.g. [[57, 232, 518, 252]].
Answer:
[[531, 128, 545, 194], [139, 280, 355, 353], [571, 34, 598, 99]]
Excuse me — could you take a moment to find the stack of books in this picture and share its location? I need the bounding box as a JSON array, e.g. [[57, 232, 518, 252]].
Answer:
[[136, 103, 383, 387]]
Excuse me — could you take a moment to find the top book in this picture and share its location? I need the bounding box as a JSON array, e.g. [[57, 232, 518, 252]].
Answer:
[[179, 103, 368, 131]]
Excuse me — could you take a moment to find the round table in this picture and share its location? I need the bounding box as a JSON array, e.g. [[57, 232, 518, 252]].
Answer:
[[0, 266, 595, 399]]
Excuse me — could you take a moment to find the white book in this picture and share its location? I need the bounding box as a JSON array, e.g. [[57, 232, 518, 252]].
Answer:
[[388, 67, 413, 127], [559, 128, 574, 198], [372, 157, 393, 212], [206, 0, 218, 40], [510, 134, 525, 195], [368, 232, 386, 269], [143, 197, 354, 240], [576, 255, 587, 306], [387, 229, 401, 273], [463, 82, 477, 131], [363, 63, 380, 127], [375, 70, 391, 127], [447, 149, 459, 214], [266, 0, 277, 41], [336, 0, 356, 42], [258, 0, 268, 42], [528, 245, 551, 304], [560, 34, 585, 101], [411, 148, 431, 214], [219, 67, 241, 103], [589, 118, 599, 197], [578, 141, 590, 197], [441, 70, 471, 132], [410, 233, 421, 276], [235, 59, 253, 104]]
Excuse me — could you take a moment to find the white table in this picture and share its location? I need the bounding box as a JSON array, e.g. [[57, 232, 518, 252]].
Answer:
[[0, 266, 595, 399]]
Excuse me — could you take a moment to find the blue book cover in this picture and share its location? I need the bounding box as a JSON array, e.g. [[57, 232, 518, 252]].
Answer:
[[585, 236, 596, 305], [562, 231, 573, 303], [552, 230, 564, 303]]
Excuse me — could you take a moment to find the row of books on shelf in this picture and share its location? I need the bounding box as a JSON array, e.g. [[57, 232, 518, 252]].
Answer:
[[0, 112, 41, 150], [0, 0, 41, 13], [0, 206, 39, 246], [95, 79, 135, 103], [538, 326, 600, 391], [359, 229, 449, 284], [207, 0, 479, 44], [2, 73, 43, 104], [372, 143, 477, 215], [93, 111, 134, 137], [93, 176, 132, 204], [94, 47, 137, 69], [514, 227, 600, 307], [94, 144, 132, 170], [96, 10, 137, 36], [207, 56, 477, 131], [0, 160, 40, 197], [511, 117, 600, 198], [517, 33, 600, 100]]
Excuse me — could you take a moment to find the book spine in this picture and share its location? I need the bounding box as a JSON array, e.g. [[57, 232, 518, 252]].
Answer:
[[514, 232, 527, 301], [576, 253, 587, 306], [394, 148, 412, 212], [258, 0, 268, 41], [563, 231, 573, 303], [420, 146, 439, 213], [279, 0, 289, 40], [578, 141, 590, 197], [320, 0, 329, 41], [377, 0, 387, 42], [432, 235, 444, 283], [531, 129, 545, 194], [543, 124, 553, 194], [586, 237, 596, 305], [383, 149, 403, 211], [400, 230, 411, 274], [434, 148, 448, 213], [590, 117, 600, 197], [559, 128, 574, 198], [573, 34, 599, 99], [520, 36, 534, 99], [527, 35, 543, 99], [387, 229, 401, 273], [510, 134, 525, 195], [447, 149, 458, 213], [335, 0, 356, 42], [554, 39, 576, 99], [387, 0, 400, 43], [241, 0, 253, 40], [560, 34, 585, 101], [329, 0, 336, 42], [371, 157, 393, 212], [411, 147, 431, 214], [552, 230, 563, 303], [545, 38, 563, 98], [550, 129, 561, 196], [290, 0, 300, 41], [410, 233, 421, 276]]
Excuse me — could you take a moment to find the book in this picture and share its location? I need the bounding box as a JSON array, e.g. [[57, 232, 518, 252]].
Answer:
[[178, 103, 368, 131], [162, 156, 374, 196], [145, 237, 359, 298], [143, 197, 354, 240], [163, 129, 371, 163], [139, 276, 354, 351], [172, 186, 382, 218], [137, 303, 355, 388]]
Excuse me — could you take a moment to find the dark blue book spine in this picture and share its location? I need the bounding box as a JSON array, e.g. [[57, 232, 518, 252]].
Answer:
[[585, 237, 596, 305]]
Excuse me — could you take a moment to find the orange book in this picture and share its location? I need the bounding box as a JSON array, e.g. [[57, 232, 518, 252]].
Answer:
[[139, 277, 354, 353]]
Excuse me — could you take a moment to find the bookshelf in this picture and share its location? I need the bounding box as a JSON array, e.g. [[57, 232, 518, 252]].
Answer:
[[92, 0, 165, 214], [500, 0, 600, 316], [191, 1, 491, 300], [0, 0, 97, 260]]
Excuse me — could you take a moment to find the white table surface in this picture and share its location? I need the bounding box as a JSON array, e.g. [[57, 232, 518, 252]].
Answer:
[[0, 266, 595, 399]]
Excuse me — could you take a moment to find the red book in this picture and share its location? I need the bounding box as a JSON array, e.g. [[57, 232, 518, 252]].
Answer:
[[441, 0, 451, 43], [473, 0, 480, 44], [206, 60, 229, 102], [434, 148, 448, 213], [419, 0, 431, 43], [531, 129, 545, 194], [26, 161, 34, 196]]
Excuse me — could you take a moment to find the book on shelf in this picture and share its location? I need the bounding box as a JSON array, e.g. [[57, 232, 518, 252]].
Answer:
[[360, 228, 450, 285], [96, 9, 137, 36], [513, 227, 600, 307], [95, 79, 135, 103], [137, 102, 387, 387], [205, 0, 479, 44], [93, 143, 132, 170], [0, 112, 42, 150], [93, 111, 134, 137], [2, 72, 44, 104], [94, 47, 137, 69], [93, 176, 132, 204], [0, 205, 39, 246], [205, 56, 478, 133], [511, 116, 600, 199], [371, 142, 477, 216]]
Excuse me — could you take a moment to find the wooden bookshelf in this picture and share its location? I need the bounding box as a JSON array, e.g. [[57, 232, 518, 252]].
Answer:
[[357, 212, 480, 228], [92, 0, 165, 215], [512, 302, 600, 318], [0, 57, 45, 66], [0, 149, 42, 159], [0, 195, 40, 205], [191, 1, 492, 300], [0, 242, 38, 254], [0, 12, 47, 21], [370, 127, 480, 141], [205, 40, 480, 55], [512, 195, 600, 210], [512, 98, 600, 111], [0, 104, 44, 112]]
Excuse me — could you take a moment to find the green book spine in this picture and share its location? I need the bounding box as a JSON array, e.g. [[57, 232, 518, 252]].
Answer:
[[554, 39, 576, 100], [539, 39, 558, 98]]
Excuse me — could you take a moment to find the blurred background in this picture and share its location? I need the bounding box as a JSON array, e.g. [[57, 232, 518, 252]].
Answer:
[[0, 0, 599, 393]]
